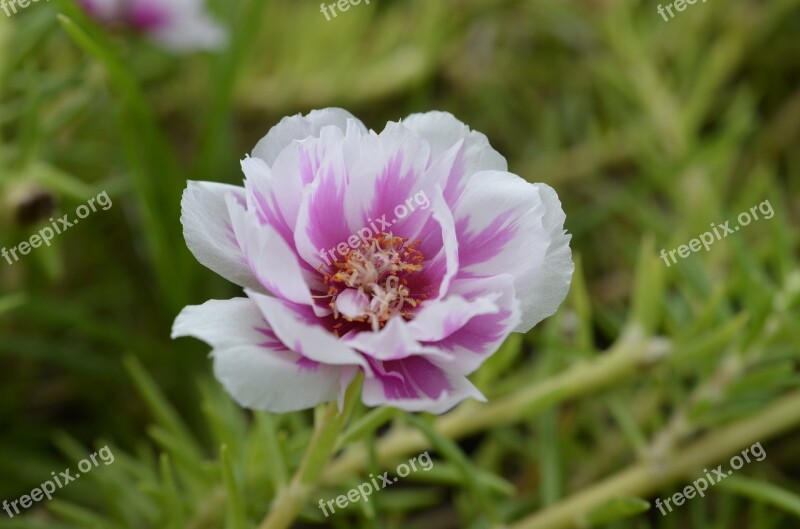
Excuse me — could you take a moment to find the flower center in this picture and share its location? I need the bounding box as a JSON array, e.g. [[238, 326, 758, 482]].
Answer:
[[323, 233, 426, 332]]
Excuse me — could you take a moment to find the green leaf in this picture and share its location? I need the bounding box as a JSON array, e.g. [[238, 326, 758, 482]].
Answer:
[[252, 412, 289, 492], [718, 476, 800, 518], [125, 356, 208, 492], [159, 454, 186, 529], [474, 333, 524, 389], [47, 501, 126, 529], [404, 414, 506, 518], [220, 445, 248, 529], [57, 14, 189, 312], [585, 496, 650, 525], [410, 462, 515, 497], [338, 406, 397, 448], [629, 235, 665, 334], [569, 253, 595, 352], [671, 312, 750, 363], [0, 293, 25, 315]]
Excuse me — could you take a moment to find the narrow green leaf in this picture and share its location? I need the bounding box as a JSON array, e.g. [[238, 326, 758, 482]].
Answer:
[[200, 380, 248, 461], [221, 445, 248, 529], [47, 501, 126, 529], [253, 412, 289, 492], [630, 235, 665, 334], [338, 406, 397, 448], [569, 253, 595, 352], [159, 454, 186, 529], [124, 355, 196, 452], [0, 293, 26, 315], [538, 410, 561, 506], [147, 426, 211, 486], [607, 396, 648, 456], [409, 462, 515, 497], [474, 333, 524, 389], [671, 312, 750, 363], [586, 496, 650, 525], [718, 476, 800, 518], [404, 414, 500, 516], [56, 15, 143, 112]]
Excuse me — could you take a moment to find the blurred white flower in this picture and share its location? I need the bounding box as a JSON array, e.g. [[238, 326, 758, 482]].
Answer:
[[79, 0, 227, 53]]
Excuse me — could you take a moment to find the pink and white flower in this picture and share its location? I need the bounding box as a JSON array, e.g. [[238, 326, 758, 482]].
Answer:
[[172, 108, 573, 414], [79, 0, 227, 53]]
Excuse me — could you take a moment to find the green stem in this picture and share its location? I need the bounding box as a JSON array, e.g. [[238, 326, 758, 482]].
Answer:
[[257, 379, 360, 529], [508, 390, 800, 529], [322, 327, 665, 483]]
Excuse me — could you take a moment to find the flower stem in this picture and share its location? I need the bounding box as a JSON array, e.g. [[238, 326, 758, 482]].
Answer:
[[257, 378, 361, 529], [322, 327, 664, 483], [508, 389, 800, 529]]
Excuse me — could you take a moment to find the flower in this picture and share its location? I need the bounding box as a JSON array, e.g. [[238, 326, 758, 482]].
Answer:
[[172, 108, 574, 414], [79, 0, 227, 53]]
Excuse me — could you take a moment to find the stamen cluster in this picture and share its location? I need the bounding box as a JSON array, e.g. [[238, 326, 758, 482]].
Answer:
[[324, 233, 425, 331]]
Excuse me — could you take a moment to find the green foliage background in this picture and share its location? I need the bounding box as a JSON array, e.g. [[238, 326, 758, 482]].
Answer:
[[1, 0, 799, 527]]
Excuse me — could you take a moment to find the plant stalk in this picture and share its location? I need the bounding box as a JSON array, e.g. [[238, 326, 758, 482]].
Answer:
[[322, 327, 665, 483], [509, 389, 800, 529], [257, 379, 360, 529]]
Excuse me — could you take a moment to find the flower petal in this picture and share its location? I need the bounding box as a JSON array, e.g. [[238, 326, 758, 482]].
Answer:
[[401, 111, 508, 205], [171, 297, 345, 412], [241, 156, 295, 247], [172, 297, 267, 348], [334, 288, 370, 320], [252, 108, 367, 166], [427, 274, 521, 375], [145, 0, 227, 52], [226, 195, 315, 306], [403, 187, 459, 301], [341, 121, 432, 238], [213, 345, 349, 412], [79, 0, 122, 20], [342, 317, 448, 363], [181, 181, 263, 290], [292, 132, 356, 271], [247, 290, 369, 370], [453, 172, 573, 332], [407, 293, 501, 343], [362, 356, 485, 414]]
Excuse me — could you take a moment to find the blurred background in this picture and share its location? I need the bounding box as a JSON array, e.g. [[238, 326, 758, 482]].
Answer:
[[1, 0, 799, 528]]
